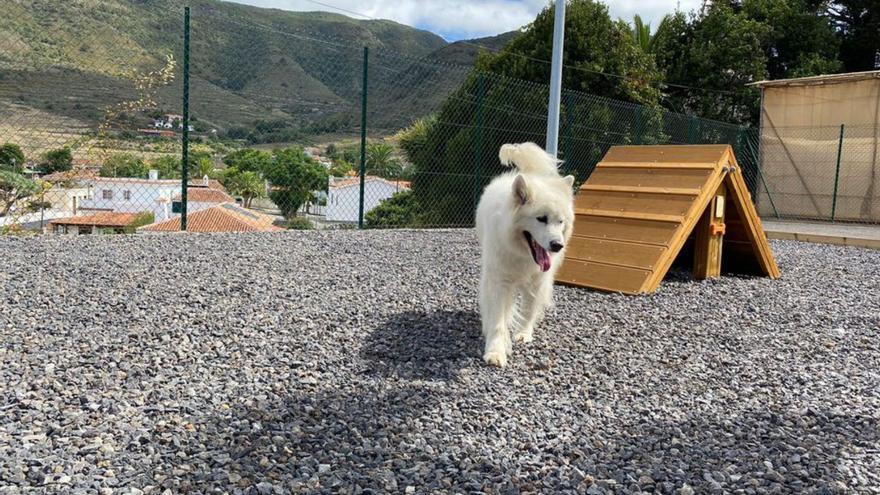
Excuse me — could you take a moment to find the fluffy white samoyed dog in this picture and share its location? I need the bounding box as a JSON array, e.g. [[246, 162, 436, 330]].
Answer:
[[475, 142, 575, 367]]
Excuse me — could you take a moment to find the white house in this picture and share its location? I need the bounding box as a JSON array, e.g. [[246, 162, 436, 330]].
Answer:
[[324, 176, 410, 223], [78, 172, 227, 221]]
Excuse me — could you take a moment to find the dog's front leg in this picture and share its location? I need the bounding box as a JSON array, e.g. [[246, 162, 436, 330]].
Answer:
[[480, 276, 514, 367], [513, 273, 553, 344]]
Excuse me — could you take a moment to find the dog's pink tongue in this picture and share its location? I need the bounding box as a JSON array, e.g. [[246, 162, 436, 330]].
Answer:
[[535, 244, 551, 272]]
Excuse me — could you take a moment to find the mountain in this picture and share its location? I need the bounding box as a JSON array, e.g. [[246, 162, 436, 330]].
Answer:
[[0, 0, 518, 144]]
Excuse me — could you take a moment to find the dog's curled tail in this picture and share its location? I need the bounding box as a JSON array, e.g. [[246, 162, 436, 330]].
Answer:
[[499, 142, 561, 175]]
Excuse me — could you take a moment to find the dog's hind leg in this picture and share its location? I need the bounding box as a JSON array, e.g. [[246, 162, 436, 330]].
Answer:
[[480, 276, 514, 367], [513, 274, 553, 344]]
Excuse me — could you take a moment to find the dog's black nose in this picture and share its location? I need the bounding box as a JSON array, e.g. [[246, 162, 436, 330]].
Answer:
[[549, 241, 564, 253]]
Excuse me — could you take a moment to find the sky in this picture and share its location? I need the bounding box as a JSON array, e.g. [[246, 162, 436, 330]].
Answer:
[[230, 0, 702, 41]]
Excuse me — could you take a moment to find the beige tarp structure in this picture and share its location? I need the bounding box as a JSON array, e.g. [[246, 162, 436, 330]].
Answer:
[[752, 71, 880, 222]]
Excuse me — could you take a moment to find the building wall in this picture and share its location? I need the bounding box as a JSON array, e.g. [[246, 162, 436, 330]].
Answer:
[[44, 187, 92, 214], [78, 180, 221, 221], [80, 180, 178, 220], [326, 181, 406, 222]]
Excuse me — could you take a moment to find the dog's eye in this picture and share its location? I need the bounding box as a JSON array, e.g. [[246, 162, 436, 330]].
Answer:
[[537, 216, 548, 223]]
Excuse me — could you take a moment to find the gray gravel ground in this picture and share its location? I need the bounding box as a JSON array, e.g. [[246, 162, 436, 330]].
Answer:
[[1, 230, 878, 495]]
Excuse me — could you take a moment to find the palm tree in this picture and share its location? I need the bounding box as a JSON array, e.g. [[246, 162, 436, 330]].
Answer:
[[366, 141, 402, 178], [228, 170, 266, 208], [630, 14, 672, 54]]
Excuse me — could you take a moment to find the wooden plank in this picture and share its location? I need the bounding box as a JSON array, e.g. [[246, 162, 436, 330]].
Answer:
[[724, 168, 781, 278], [596, 162, 718, 170], [693, 183, 727, 279], [641, 166, 726, 292], [602, 145, 730, 164], [586, 167, 714, 189], [565, 236, 666, 270], [572, 215, 678, 246], [556, 259, 651, 295], [580, 184, 703, 196], [574, 208, 682, 223], [575, 190, 696, 217]]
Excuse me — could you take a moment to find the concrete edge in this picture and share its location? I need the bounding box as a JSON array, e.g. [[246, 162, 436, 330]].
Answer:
[[766, 230, 880, 250]]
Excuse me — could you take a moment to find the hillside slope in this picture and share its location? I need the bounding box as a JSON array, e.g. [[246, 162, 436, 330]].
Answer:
[[0, 0, 516, 142]]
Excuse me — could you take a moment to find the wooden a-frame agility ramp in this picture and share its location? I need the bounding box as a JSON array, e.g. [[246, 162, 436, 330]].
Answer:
[[557, 144, 780, 295]]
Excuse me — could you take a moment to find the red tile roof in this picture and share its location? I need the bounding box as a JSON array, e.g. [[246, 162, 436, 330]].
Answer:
[[330, 176, 411, 190], [139, 203, 283, 233], [42, 168, 98, 183], [49, 212, 140, 228], [172, 188, 235, 203]]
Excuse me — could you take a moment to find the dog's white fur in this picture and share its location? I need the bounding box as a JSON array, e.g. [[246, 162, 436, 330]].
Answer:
[[475, 142, 575, 367]]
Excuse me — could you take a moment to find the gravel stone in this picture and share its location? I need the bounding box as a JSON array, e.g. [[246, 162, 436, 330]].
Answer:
[[0, 231, 878, 494]]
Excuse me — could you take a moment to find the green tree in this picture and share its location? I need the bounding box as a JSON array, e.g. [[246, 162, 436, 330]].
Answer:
[[328, 159, 353, 177], [653, 4, 769, 123], [264, 147, 328, 218], [123, 212, 156, 234], [0, 143, 25, 172], [479, 0, 661, 104], [401, 0, 663, 227], [188, 151, 215, 179], [150, 155, 181, 180], [743, 0, 841, 79], [0, 171, 39, 216], [221, 167, 266, 208], [39, 148, 73, 174], [828, 0, 880, 71], [100, 154, 148, 178], [629, 14, 672, 54], [366, 141, 402, 178], [223, 148, 271, 174], [652, 0, 841, 124], [365, 190, 421, 228]]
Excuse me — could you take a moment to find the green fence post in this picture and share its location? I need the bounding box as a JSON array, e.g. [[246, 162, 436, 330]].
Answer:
[[180, 6, 190, 231], [357, 46, 369, 229], [831, 123, 845, 222], [563, 92, 573, 175], [744, 129, 780, 218], [472, 73, 485, 210], [633, 106, 644, 145], [687, 115, 698, 144]]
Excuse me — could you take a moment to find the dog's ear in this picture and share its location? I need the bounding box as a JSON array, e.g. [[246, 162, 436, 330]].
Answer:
[[562, 175, 575, 189], [513, 175, 530, 205]]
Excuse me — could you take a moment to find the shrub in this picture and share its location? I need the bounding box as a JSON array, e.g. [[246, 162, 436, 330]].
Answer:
[[365, 190, 421, 228], [286, 217, 314, 230]]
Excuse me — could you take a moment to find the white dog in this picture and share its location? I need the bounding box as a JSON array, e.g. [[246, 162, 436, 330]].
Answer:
[[475, 142, 575, 367]]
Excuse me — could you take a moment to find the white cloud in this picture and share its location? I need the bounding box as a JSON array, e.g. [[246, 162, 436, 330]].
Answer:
[[229, 0, 702, 40]]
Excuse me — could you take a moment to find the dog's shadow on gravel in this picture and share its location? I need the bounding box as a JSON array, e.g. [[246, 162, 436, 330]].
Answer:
[[361, 309, 482, 380]]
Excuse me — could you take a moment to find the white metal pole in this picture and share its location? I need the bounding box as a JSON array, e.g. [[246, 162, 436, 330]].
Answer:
[[545, 0, 566, 157]]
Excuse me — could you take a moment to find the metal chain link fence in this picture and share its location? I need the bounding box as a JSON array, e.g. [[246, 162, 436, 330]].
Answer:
[[2, 7, 875, 236]]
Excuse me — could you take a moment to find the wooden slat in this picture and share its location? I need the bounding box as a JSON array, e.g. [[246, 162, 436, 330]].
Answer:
[[602, 145, 730, 164], [574, 208, 682, 223], [724, 168, 781, 278], [575, 190, 695, 217], [572, 215, 678, 246], [586, 167, 714, 189], [597, 162, 718, 170], [641, 166, 726, 292], [580, 184, 702, 196], [556, 259, 651, 295], [565, 236, 666, 270], [693, 183, 727, 279]]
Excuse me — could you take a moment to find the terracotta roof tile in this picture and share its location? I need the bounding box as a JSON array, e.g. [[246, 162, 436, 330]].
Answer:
[[330, 176, 411, 190], [173, 188, 235, 203], [49, 212, 140, 227], [139, 203, 282, 233]]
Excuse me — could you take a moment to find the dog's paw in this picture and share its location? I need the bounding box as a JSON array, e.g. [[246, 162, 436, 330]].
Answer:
[[513, 331, 534, 344], [483, 350, 508, 368]]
